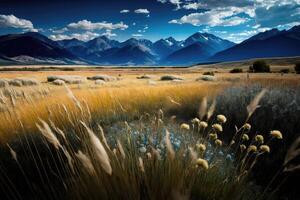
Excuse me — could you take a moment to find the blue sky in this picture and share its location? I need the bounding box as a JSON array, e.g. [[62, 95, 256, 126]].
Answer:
[[0, 0, 299, 43]]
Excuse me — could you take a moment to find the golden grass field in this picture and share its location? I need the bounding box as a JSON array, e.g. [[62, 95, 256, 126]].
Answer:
[[0, 65, 299, 200]]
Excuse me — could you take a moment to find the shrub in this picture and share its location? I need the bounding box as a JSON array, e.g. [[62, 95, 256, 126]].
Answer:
[[250, 60, 270, 73], [230, 68, 243, 73], [280, 69, 290, 74], [295, 63, 300, 74], [203, 71, 215, 76], [160, 75, 183, 81]]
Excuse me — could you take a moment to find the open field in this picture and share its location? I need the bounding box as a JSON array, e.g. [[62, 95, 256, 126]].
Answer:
[[0, 65, 299, 200]]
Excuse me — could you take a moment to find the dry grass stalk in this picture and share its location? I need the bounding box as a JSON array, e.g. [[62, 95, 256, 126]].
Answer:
[[246, 89, 267, 120], [207, 99, 216, 121], [36, 119, 62, 150], [198, 97, 207, 120], [165, 129, 175, 160], [117, 139, 126, 159], [7, 144, 17, 161], [80, 121, 112, 175], [138, 157, 145, 172], [75, 150, 96, 176], [283, 136, 300, 172]]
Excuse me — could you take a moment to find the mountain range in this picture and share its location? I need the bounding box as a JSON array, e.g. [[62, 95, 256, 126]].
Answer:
[[0, 25, 300, 66]]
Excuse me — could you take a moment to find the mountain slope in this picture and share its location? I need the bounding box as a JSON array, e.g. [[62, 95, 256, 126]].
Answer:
[[162, 33, 235, 65], [211, 26, 300, 62], [152, 37, 181, 59]]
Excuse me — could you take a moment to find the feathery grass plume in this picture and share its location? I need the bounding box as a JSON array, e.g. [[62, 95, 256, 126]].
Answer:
[[260, 145, 270, 153], [242, 134, 250, 141], [165, 129, 175, 160], [75, 150, 96, 176], [65, 85, 82, 112], [230, 140, 235, 145], [199, 121, 208, 128], [270, 130, 283, 139], [242, 123, 251, 131], [196, 158, 209, 170], [246, 89, 267, 120], [180, 123, 190, 131], [138, 157, 145, 172], [188, 147, 197, 162], [209, 133, 218, 140], [146, 152, 152, 159], [247, 145, 257, 153], [97, 124, 110, 151], [255, 135, 264, 144], [283, 137, 300, 172], [117, 139, 126, 159], [151, 147, 161, 160], [215, 139, 223, 147], [217, 114, 227, 123], [62, 147, 75, 173], [207, 99, 216, 121], [198, 97, 207, 120], [7, 144, 17, 161], [196, 143, 206, 152], [80, 121, 112, 175], [240, 144, 247, 152], [212, 123, 223, 132], [168, 96, 181, 106], [36, 119, 62, 150], [158, 109, 164, 119]]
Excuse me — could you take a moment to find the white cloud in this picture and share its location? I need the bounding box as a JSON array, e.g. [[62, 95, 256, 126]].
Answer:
[[0, 14, 36, 31], [101, 30, 117, 38], [49, 31, 100, 41], [157, 0, 182, 9], [67, 20, 128, 31], [120, 9, 130, 13], [132, 33, 143, 37], [134, 9, 150, 14], [183, 3, 202, 10], [169, 7, 249, 27]]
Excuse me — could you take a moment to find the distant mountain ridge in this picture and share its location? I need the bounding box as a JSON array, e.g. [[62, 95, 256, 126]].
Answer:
[[0, 25, 300, 66], [211, 25, 300, 62]]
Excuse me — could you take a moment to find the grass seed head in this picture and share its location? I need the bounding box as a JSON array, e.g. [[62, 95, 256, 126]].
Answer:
[[255, 135, 264, 144], [240, 144, 247, 152], [270, 130, 283, 139], [260, 145, 270, 153], [196, 144, 206, 152], [180, 123, 190, 131], [199, 121, 208, 128], [242, 134, 250, 141], [217, 114, 227, 123], [243, 123, 251, 131], [215, 139, 223, 147], [212, 123, 223, 132], [196, 158, 209, 170], [247, 145, 257, 153], [209, 133, 218, 140]]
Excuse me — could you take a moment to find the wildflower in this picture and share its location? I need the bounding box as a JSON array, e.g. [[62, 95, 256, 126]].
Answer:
[[196, 144, 206, 152], [191, 118, 200, 124], [242, 134, 249, 141], [270, 130, 283, 139], [255, 135, 264, 144], [180, 123, 190, 131], [247, 145, 257, 153], [215, 139, 223, 147], [217, 114, 227, 123], [212, 123, 223, 132], [260, 145, 270, 153], [209, 133, 218, 140], [199, 121, 208, 128], [243, 123, 251, 131], [196, 158, 209, 170], [240, 144, 247, 151]]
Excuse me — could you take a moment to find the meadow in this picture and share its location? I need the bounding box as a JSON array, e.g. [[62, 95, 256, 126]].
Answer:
[[0, 66, 299, 200]]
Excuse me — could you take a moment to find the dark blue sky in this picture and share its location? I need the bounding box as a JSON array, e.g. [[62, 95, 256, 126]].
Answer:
[[0, 0, 299, 43]]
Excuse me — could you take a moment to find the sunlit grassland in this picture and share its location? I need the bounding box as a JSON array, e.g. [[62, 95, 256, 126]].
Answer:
[[0, 69, 299, 200]]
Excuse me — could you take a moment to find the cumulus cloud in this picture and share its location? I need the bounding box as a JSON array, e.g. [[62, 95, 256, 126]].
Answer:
[[101, 30, 117, 38], [157, 0, 182, 9], [120, 9, 130, 13], [0, 14, 36, 31], [169, 7, 249, 27], [255, 3, 300, 28], [67, 20, 128, 31], [134, 9, 150, 14], [49, 31, 100, 41]]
